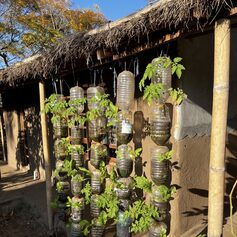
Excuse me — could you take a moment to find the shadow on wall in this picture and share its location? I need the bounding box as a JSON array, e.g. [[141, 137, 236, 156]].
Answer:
[[23, 107, 45, 176], [182, 133, 237, 229]]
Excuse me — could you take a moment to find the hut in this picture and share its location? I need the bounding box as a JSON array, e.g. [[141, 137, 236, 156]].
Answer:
[[0, 0, 237, 236]]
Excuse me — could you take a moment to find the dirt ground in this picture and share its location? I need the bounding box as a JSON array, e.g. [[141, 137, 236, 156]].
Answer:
[[0, 202, 48, 237], [0, 164, 49, 237]]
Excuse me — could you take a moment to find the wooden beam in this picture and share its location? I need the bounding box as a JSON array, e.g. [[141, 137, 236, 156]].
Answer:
[[208, 18, 230, 237], [230, 7, 237, 17], [39, 80, 53, 233]]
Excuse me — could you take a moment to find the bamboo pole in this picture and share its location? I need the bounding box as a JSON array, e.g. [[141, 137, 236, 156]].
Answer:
[[0, 113, 6, 162], [208, 18, 230, 237], [39, 80, 53, 233]]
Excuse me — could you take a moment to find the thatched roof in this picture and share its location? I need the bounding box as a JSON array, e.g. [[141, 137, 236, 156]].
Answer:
[[0, 0, 234, 87]]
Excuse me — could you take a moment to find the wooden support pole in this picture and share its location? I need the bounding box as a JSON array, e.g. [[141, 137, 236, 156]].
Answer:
[[0, 113, 6, 162], [208, 18, 230, 237], [39, 80, 53, 233]]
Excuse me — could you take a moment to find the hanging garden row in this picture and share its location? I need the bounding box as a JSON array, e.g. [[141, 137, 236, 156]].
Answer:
[[45, 56, 186, 237]]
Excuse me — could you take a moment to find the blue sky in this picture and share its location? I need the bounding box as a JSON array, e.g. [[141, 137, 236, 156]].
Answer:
[[72, 0, 147, 21]]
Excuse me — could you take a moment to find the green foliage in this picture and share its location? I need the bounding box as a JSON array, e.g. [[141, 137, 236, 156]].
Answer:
[[66, 196, 83, 209], [81, 182, 92, 205], [123, 200, 159, 233], [68, 114, 87, 128], [79, 220, 91, 236], [116, 148, 142, 160], [0, 1, 106, 68], [86, 93, 110, 121], [160, 228, 167, 237], [44, 94, 68, 124], [139, 56, 186, 105], [96, 186, 119, 225], [68, 98, 87, 109], [139, 56, 185, 91], [78, 167, 92, 177], [56, 181, 64, 192], [109, 167, 118, 185], [172, 57, 186, 79], [105, 101, 119, 127], [53, 158, 77, 178], [134, 176, 152, 194], [69, 144, 85, 155], [71, 174, 84, 182], [158, 150, 173, 162], [154, 185, 176, 202], [99, 161, 108, 183], [143, 83, 164, 105], [168, 88, 187, 105]]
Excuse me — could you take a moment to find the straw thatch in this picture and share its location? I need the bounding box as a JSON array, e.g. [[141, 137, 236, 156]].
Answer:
[[0, 0, 234, 87]]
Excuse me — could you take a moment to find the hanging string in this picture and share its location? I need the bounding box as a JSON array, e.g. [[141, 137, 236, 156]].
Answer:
[[113, 67, 117, 98], [128, 58, 133, 71], [63, 79, 70, 90], [89, 69, 93, 85], [59, 76, 63, 95], [51, 77, 57, 94], [124, 61, 127, 71], [134, 57, 140, 77], [52, 77, 58, 94], [70, 57, 76, 86], [93, 70, 96, 86], [100, 68, 104, 85]]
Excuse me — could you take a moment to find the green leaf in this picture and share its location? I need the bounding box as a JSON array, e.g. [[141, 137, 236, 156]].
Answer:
[[176, 67, 182, 79], [173, 57, 183, 63]]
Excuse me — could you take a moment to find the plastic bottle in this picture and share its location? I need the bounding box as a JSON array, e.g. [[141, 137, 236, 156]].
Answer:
[[151, 57, 172, 103], [87, 86, 104, 111], [70, 86, 85, 113], [116, 71, 135, 110], [150, 103, 170, 145], [117, 110, 133, 145]]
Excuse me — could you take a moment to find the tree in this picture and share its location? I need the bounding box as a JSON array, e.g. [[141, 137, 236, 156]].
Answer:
[[0, 0, 106, 68]]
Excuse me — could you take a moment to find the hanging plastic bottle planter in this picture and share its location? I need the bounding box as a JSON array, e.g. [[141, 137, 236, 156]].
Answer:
[[71, 175, 84, 197], [69, 196, 85, 223], [91, 219, 105, 237], [70, 125, 84, 145], [150, 103, 171, 146], [90, 143, 108, 169], [70, 86, 85, 113], [70, 222, 83, 237], [150, 146, 170, 186], [91, 169, 105, 194], [90, 194, 101, 218], [53, 119, 68, 139], [71, 145, 84, 170], [115, 177, 133, 200], [150, 57, 172, 103], [87, 86, 104, 111], [117, 110, 133, 145], [88, 116, 107, 142], [116, 71, 135, 111], [57, 180, 70, 202], [54, 139, 68, 160], [117, 210, 132, 237], [149, 220, 167, 237], [116, 145, 133, 178]]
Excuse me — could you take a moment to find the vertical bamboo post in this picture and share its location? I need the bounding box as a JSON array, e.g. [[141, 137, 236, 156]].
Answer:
[[39, 80, 53, 233], [0, 114, 6, 162], [208, 19, 230, 237]]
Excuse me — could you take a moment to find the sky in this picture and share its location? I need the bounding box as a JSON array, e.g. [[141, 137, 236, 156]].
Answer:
[[72, 0, 148, 21]]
